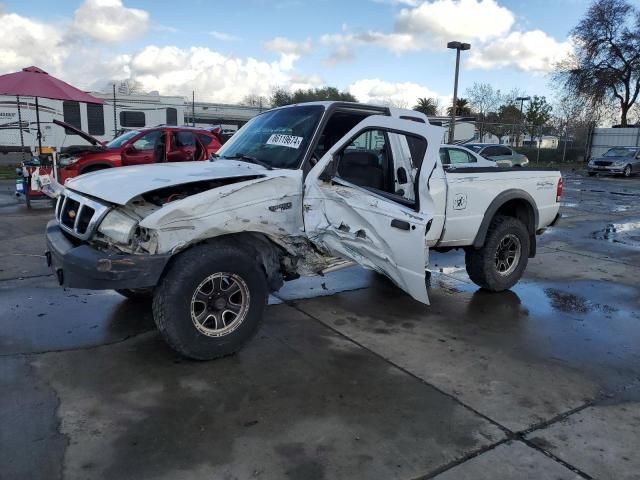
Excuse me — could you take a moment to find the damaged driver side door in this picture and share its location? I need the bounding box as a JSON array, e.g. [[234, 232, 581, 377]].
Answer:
[[303, 116, 439, 304]]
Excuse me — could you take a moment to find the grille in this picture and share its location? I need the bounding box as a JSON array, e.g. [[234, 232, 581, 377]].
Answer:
[[55, 190, 109, 240], [594, 160, 612, 166]]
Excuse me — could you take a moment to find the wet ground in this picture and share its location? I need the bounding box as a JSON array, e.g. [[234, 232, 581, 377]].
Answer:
[[1, 173, 639, 479]]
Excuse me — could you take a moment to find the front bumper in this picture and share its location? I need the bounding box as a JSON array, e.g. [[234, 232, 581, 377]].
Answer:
[[588, 165, 626, 174], [45, 220, 170, 290]]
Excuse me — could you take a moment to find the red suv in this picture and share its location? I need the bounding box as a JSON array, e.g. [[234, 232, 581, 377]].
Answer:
[[54, 120, 222, 183]]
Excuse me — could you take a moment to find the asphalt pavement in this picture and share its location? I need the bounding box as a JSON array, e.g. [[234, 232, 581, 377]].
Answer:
[[1, 172, 639, 480]]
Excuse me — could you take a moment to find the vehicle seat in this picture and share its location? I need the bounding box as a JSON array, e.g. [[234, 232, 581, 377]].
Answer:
[[338, 151, 384, 190]]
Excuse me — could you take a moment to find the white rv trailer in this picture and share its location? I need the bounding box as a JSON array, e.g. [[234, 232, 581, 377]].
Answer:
[[0, 92, 186, 153]]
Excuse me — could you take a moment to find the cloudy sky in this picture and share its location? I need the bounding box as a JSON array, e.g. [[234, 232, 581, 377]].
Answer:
[[1, 0, 585, 106]]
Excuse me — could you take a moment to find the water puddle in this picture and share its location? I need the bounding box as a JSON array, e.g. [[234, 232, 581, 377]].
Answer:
[[592, 220, 640, 247]]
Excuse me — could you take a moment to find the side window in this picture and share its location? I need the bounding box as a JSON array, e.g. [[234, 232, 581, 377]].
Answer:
[[132, 131, 161, 150], [120, 111, 146, 128], [166, 108, 178, 126], [87, 104, 105, 135], [335, 129, 426, 206], [448, 148, 475, 165], [176, 131, 195, 147], [62, 101, 81, 135], [337, 129, 386, 191], [197, 133, 212, 146], [496, 146, 512, 156], [483, 146, 499, 157], [439, 148, 450, 165]]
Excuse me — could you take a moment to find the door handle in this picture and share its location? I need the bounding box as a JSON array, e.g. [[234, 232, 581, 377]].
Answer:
[[391, 219, 410, 230]]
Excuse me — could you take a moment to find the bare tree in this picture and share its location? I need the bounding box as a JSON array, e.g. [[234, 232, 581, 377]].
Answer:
[[554, 0, 640, 126], [466, 83, 502, 139]]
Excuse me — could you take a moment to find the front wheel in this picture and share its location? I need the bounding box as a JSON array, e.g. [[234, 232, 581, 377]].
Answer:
[[152, 244, 268, 360], [623, 165, 632, 177], [465, 215, 530, 291]]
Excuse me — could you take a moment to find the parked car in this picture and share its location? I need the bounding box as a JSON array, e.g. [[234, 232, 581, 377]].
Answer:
[[439, 145, 496, 169], [464, 143, 529, 167], [587, 147, 640, 177], [54, 120, 222, 183], [46, 101, 561, 360]]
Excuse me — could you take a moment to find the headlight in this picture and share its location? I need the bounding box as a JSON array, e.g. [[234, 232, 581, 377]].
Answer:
[[613, 161, 625, 166], [58, 156, 79, 166], [588, 160, 594, 166], [98, 209, 138, 244]]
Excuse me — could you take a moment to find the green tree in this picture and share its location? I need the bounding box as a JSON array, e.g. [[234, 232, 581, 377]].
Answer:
[[524, 96, 553, 142], [270, 86, 357, 107], [413, 97, 439, 116], [554, 0, 640, 126], [446, 98, 472, 116]]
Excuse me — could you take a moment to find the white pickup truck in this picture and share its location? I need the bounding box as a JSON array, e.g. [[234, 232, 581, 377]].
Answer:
[[46, 102, 562, 359]]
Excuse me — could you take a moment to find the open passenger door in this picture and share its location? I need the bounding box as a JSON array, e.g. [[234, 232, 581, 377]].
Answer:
[[303, 115, 441, 304]]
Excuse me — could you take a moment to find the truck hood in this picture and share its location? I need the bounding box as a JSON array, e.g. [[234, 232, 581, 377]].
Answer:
[[65, 161, 270, 205]]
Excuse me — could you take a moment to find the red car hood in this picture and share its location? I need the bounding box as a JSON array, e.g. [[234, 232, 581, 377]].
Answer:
[[53, 119, 105, 147]]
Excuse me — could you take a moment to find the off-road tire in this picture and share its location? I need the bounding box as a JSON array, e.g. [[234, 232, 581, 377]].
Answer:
[[465, 215, 530, 291], [152, 244, 268, 360], [116, 288, 153, 300]]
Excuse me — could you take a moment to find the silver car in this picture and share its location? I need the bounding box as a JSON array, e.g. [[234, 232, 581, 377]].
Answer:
[[588, 147, 640, 177], [464, 143, 530, 167]]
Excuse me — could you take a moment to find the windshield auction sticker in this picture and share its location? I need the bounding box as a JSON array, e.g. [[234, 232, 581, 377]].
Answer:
[[266, 134, 303, 149]]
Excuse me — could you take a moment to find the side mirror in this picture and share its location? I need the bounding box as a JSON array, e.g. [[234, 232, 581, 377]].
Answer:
[[124, 145, 136, 155]]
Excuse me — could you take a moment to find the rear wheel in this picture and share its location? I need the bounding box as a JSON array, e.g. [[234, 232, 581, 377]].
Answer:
[[588, 172, 596, 177], [465, 215, 530, 291], [152, 244, 268, 360]]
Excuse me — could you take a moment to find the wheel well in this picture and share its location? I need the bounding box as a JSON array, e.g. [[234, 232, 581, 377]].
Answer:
[[473, 192, 538, 257], [200, 232, 285, 292], [495, 199, 535, 236]]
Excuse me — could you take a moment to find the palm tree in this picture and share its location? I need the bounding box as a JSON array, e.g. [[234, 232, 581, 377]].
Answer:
[[413, 97, 439, 116], [446, 98, 472, 116]]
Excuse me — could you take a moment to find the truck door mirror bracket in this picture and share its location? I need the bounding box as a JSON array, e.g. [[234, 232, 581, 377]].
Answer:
[[319, 156, 338, 182]]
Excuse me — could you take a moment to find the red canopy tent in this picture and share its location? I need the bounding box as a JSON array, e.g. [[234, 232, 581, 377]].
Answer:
[[0, 66, 104, 152]]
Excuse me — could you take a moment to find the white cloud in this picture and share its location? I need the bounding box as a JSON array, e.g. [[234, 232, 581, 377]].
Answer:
[[468, 30, 573, 73], [321, 31, 417, 54], [349, 78, 447, 109], [262, 37, 313, 56], [320, 0, 514, 54], [74, 0, 149, 43], [395, 0, 514, 43], [209, 31, 240, 42], [324, 46, 355, 66], [0, 11, 68, 74], [127, 46, 294, 103]]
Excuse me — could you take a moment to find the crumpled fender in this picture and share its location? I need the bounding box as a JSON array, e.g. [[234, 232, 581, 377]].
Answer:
[[138, 170, 304, 254]]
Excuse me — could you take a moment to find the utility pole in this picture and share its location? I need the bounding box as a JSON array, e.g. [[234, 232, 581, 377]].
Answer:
[[447, 41, 471, 144], [112, 84, 117, 138], [516, 96, 530, 147]]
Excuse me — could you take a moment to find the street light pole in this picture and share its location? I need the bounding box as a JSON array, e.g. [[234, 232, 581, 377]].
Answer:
[[447, 41, 470, 144], [516, 96, 530, 147]]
